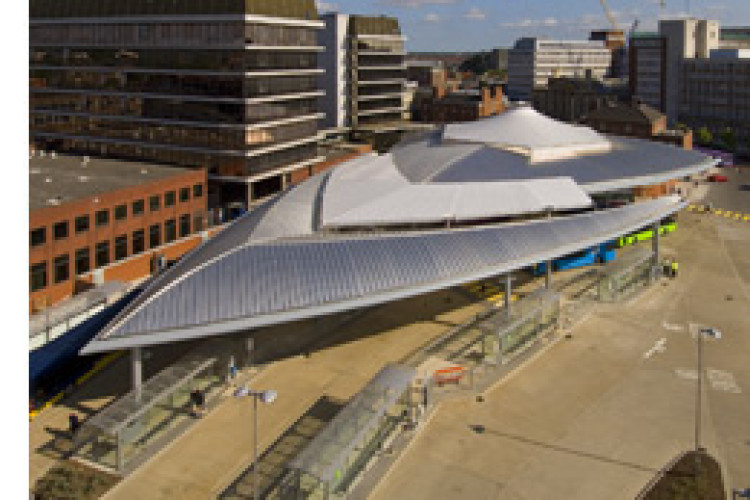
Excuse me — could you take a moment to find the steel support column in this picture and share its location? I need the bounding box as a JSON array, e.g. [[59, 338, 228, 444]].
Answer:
[[504, 274, 512, 318], [652, 221, 661, 280], [132, 347, 143, 403]]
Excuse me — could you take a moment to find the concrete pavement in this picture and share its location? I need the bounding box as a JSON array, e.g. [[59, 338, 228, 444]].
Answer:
[[371, 211, 750, 500], [102, 290, 485, 499]]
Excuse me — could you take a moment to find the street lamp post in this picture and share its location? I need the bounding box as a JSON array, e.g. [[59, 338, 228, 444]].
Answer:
[[234, 386, 277, 500], [694, 326, 721, 474]]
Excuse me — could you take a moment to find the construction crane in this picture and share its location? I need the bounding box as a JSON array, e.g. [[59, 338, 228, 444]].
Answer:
[[599, 0, 621, 31]]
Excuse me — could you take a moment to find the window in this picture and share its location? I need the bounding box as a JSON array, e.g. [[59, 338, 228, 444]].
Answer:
[[179, 187, 190, 202], [30, 227, 46, 247], [179, 214, 191, 237], [165, 190, 176, 207], [193, 183, 204, 198], [115, 235, 128, 261], [95, 209, 109, 227], [132, 230, 145, 254], [75, 215, 90, 233], [115, 204, 127, 221], [149, 195, 161, 212], [95, 241, 110, 268], [132, 199, 145, 216], [54, 254, 69, 284], [30, 262, 47, 292], [54, 221, 69, 240], [164, 219, 177, 243], [75, 248, 90, 275], [149, 224, 161, 248]]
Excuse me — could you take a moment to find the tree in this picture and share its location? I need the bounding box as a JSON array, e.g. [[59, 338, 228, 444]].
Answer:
[[718, 127, 737, 152], [696, 127, 713, 146]]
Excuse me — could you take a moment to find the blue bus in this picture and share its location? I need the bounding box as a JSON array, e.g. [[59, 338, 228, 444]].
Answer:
[[533, 242, 616, 275]]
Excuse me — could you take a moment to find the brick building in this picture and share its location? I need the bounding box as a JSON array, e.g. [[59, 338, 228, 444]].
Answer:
[[532, 75, 628, 123], [584, 99, 693, 149], [29, 153, 207, 312], [416, 86, 504, 123]]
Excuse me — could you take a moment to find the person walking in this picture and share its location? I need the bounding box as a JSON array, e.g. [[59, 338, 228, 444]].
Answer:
[[190, 389, 205, 417], [671, 260, 679, 278]]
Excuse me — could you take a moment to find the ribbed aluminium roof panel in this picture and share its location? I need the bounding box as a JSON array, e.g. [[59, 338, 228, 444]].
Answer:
[[82, 196, 684, 353], [429, 137, 715, 192], [444, 107, 611, 158], [322, 176, 592, 228]]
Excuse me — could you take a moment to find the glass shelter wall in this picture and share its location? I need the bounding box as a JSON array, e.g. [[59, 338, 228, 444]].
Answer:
[[285, 364, 416, 500], [75, 355, 223, 472]]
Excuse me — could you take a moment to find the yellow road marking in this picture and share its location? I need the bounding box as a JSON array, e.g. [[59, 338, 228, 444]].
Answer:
[[29, 351, 124, 422]]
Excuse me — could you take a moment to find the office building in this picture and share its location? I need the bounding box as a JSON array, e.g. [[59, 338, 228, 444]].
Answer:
[[29, 0, 325, 210], [507, 38, 612, 101], [319, 13, 406, 132], [630, 19, 750, 152]]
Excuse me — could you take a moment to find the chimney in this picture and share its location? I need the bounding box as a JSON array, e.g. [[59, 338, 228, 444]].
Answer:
[[481, 86, 491, 104]]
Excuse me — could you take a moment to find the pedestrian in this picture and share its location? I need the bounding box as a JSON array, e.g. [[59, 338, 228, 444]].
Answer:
[[190, 389, 205, 417], [228, 355, 237, 383], [671, 260, 679, 278], [68, 413, 81, 437]]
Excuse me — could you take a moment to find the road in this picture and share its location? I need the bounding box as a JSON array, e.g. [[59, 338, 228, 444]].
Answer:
[[372, 186, 750, 499], [703, 165, 750, 215]]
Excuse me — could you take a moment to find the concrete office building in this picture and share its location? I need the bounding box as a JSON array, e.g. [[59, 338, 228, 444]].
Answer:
[[630, 19, 750, 152], [29, 0, 326, 210], [629, 33, 668, 112], [507, 38, 612, 101], [679, 49, 750, 152], [318, 13, 406, 132]]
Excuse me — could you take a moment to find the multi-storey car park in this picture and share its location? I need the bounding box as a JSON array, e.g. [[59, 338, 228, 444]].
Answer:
[[29, 0, 325, 211]]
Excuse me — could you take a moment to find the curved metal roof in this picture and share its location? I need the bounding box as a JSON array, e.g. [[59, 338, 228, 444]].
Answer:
[[83, 196, 685, 353], [81, 110, 715, 354]]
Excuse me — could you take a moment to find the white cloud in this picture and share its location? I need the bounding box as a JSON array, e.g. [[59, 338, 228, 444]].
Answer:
[[423, 12, 441, 23], [463, 7, 486, 21], [315, 1, 338, 12], [381, 0, 460, 7]]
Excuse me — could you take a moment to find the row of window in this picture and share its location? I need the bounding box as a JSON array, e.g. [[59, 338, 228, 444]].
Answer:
[[30, 214, 201, 292], [30, 184, 203, 248]]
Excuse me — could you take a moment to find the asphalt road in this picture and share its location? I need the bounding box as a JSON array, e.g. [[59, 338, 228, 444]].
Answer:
[[703, 165, 750, 215]]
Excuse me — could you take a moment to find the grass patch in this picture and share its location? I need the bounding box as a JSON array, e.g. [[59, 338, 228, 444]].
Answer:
[[643, 451, 724, 500], [33, 460, 119, 500]]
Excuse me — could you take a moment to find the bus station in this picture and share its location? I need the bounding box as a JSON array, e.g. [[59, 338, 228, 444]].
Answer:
[[54, 107, 718, 485]]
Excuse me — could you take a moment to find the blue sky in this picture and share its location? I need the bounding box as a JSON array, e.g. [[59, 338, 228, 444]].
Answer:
[[316, 0, 750, 51]]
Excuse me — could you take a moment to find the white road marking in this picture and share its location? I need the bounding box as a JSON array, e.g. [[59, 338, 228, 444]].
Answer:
[[707, 369, 742, 394], [662, 321, 685, 332], [643, 338, 668, 359], [675, 368, 699, 381]]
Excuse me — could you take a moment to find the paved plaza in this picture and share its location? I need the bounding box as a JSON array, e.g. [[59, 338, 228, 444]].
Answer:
[[372, 209, 750, 499]]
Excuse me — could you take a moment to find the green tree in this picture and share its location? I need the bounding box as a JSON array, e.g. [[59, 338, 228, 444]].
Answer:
[[696, 127, 713, 146], [718, 127, 737, 151]]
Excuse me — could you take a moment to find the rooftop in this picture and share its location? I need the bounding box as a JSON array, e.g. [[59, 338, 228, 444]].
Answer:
[[29, 0, 319, 20], [29, 153, 193, 212]]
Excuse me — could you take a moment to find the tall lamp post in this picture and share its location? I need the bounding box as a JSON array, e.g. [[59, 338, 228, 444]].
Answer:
[[234, 386, 277, 500], [694, 325, 721, 474]]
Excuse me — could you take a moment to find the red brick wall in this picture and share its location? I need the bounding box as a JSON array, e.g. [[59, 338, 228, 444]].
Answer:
[[29, 168, 207, 312]]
